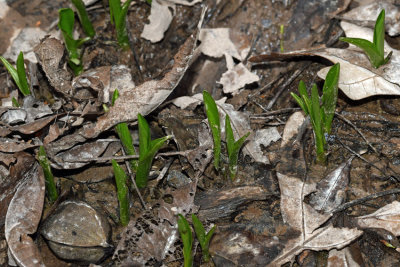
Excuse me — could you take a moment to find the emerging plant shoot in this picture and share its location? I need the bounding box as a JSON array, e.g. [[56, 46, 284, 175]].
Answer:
[[0, 52, 31, 96], [291, 63, 340, 164], [340, 9, 392, 68]]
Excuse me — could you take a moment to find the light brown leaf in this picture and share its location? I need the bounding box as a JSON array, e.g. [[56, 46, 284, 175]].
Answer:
[[356, 201, 400, 236], [5, 163, 45, 266]]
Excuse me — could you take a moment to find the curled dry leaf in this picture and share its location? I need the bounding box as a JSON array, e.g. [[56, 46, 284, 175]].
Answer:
[[0, 152, 35, 227], [5, 163, 45, 267], [340, 2, 400, 36], [0, 138, 37, 153], [50, 140, 110, 169], [309, 156, 354, 213], [113, 181, 197, 265], [356, 201, 400, 236], [72, 66, 111, 102], [11, 115, 57, 135], [83, 29, 199, 138], [34, 37, 73, 97]]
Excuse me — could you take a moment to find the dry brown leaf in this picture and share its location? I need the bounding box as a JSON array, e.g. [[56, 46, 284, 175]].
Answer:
[[356, 201, 400, 235], [141, 0, 174, 43], [34, 37, 73, 97], [113, 180, 197, 265], [72, 66, 111, 102], [340, 2, 400, 36], [218, 62, 259, 94], [309, 157, 354, 213], [0, 152, 35, 227], [0, 138, 37, 152], [281, 111, 305, 147], [5, 163, 45, 266], [11, 115, 57, 135], [327, 248, 362, 267], [50, 140, 110, 169], [83, 30, 198, 138]]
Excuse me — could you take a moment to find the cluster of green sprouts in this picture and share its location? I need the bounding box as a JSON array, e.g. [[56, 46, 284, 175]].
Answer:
[[110, 89, 171, 225], [203, 91, 250, 180], [291, 63, 340, 164], [340, 9, 391, 69], [178, 213, 216, 266], [57, 0, 133, 75]]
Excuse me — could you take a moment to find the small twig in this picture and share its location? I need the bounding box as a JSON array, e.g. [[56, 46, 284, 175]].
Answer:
[[265, 63, 310, 110], [120, 149, 147, 210], [332, 188, 400, 214], [156, 158, 174, 182], [250, 107, 300, 118], [336, 137, 393, 180], [335, 112, 377, 153]]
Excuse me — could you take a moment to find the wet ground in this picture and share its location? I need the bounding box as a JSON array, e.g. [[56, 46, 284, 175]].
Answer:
[[2, 0, 400, 266]]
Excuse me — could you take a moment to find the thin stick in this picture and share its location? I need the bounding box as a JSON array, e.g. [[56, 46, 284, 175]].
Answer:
[[332, 188, 400, 214], [265, 63, 310, 110], [335, 112, 377, 153], [156, 158, 174, 182], [120, 149, 147, 210]]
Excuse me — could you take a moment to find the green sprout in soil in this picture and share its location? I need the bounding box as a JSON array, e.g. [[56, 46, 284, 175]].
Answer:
[[109, 0, 132, 49], [191, 214, 216, 263], [58, 8, 91, 75], [71, 0, 96, 38], [203, 90, 221, 171], [340, 9, 392, 69], [0, 52, 30, 96], [290, 63, 340, 164], [38, 146, 58, 203], [136, 113, 171, 188], [225, 115, 250, 180], [178, 214, 194, 267], [111, 159, 130, 226], [112, 89, 138, 171]]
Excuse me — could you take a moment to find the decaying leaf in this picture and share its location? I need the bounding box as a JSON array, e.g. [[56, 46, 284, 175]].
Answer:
[[0, 152, 35, 227], [72, 66, 111, 102], [218, 62, 259, 94], [356, 201, 400, 236], [34, 37, 73, 97], [141, 0, 202, 43], [82, 28, 199, 138], [11, 115, 57, 135], [50, 140, 110, 169], [5, 163, 45, 266], [340, 2, 400, 36], [309, 156, 354, 213], [141, 0, 174, 43], [113, 181, 197, 265], [281, 111, 305, 147], [0, 138, 37, 153], [327, 247, 362, 267]]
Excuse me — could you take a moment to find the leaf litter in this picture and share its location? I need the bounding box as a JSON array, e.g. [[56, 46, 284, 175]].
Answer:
[[3, 0, 400, 265]]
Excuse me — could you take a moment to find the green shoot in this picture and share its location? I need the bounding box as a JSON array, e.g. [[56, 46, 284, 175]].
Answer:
[[203, 91, 221, 170], [109, 0, 132, 49], [339, 9, 392, 68], [280, 24, 284, 52], [112, 89, 138, 171], [225, 115, 250, 180], [111, 159, 130, 226], [136, 113, 171, 188], [178, 214, 193, 267], [0, 52, 31, 96], [290, 63, 340, 164], [38, 146, 58, 203], [191, 214, 215, 263], [71, 0, 96, 38], [12, 97, 20, 107], [58, 8, 90, 75]]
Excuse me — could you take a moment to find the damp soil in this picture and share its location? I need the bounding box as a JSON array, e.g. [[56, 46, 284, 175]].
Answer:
[[2, 0, 400, 266]]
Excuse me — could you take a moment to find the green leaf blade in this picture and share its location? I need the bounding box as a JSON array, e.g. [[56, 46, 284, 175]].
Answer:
[[111, 159, 130, 226], [16, 52, 30, 96], [225, 116, 235, 156], [58, 8, 75, 37], [321, 63, 340, 134], [38, 146, 58, 203], [203, 91, 221, 170], [339, 37, 382, 68], [138, 113, 151, 157], [374, 9, 385, 58], [178, 214, 193, 267], [71, 0, 95, 38]]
